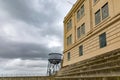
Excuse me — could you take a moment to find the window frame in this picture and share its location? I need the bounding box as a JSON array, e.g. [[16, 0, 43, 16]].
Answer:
[[95, 2, 109, 26], [79, 45, 83, 56], [67, 34, 72, 46], [102, 3, 109, 20], [77, 23, 85, 39], [99, 32, 107, 48], [67, 19, 72, 31], [77, 9, 81, 20], [77, 4, 85, 20], [67, 37, 69, 46], [81, 5, 84, 17], [95, 9, 101, 25], [67, 52, 70, 61], [81, 23, 85, 35], [94, 0, 98, 3], [77, 27, 81, 38]]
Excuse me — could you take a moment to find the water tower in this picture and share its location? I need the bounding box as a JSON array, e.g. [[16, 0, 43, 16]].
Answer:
[[47, 53, 62, 76]]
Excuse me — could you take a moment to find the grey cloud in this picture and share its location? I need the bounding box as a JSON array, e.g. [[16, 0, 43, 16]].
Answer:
[[0, 40, 49, 59], [0, 58, 48, 75], [0, 36, 62, 59], [0, 0, 59, 25], [0, 0, 63, 60], [0, 0, 75, 75], [0, 0, 63, 39]]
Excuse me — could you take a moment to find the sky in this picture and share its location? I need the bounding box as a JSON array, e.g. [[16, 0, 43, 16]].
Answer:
[[0, 0, 77, 76]]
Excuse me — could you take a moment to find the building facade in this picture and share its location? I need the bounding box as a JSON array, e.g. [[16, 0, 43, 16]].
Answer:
[[63, 0, 120, 67], [55, 0, 120, 79]]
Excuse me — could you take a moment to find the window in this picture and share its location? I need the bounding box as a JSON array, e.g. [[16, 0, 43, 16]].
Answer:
[[67, 19, 72, 31], [77, 23, 85, 39], [67, 52, 70, 61], [67, 35, 72, 45], [95, 3, 109, 25], [81, 5, 84, 16], [94, 0, 97, 3], [99, 32, 107, 48], [102, 3, 109, 20], [77, 27, 81, 38], [81, 23, 85, 35], [95, 9, 101, 25], [69, 35, 72, 44], [77, 5, 84, 20], [79, 45, 83, 56], [77, 10, 81, 20], [67, 37, 69, 45]]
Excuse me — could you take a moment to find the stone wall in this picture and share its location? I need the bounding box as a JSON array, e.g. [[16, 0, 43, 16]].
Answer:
[[56, 48, 120, 80], [0, 76, 54, 80]]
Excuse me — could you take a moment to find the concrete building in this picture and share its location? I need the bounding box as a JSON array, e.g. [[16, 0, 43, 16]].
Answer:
[[63, 0, 120, 67], [56, 0, 120, 80]]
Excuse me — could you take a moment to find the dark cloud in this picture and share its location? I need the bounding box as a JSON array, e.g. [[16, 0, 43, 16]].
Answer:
[[0, 0, 77, 75], [0, 0, 63, 60], [0, 38, 62, 59], [0, 0, 59, 25], [0, 0, 63, 39]]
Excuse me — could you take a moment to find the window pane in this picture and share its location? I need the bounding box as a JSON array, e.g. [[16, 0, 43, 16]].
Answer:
[[95, 10, 101, 25], [79, 45, 83, 56], [77, 5, 84, 20], [69, 20, 72, 27], [67, 35, 72, 45], [99, 32, 107, 48], [67, 52, 70, 61], [81, 5, 84, 16], [67, 23, 69, 30], [69, 35, 72, 44], [81, 23, 85, 35], [67, 37, 69, 45], [77, 27, 81, 38], [102, 3, 109, 20], [94, 0, 97, 3], [67, 19, 72, 31], [77, 10, 81, 20]]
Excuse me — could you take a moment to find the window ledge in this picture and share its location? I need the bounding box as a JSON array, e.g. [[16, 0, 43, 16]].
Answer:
[[65, 28, 72, 34], [77, 34, 86, 41], [94, 16, 110, 28]]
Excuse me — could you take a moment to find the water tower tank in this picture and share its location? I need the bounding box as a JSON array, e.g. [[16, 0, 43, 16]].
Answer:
[[48, 53, 62, 64]]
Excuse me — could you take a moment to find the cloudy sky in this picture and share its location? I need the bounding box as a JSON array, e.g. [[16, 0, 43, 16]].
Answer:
[[0, 0, 77, 76]]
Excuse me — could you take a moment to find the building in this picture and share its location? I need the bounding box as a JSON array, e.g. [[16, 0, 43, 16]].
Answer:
[[56, 0, 120, 80]]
